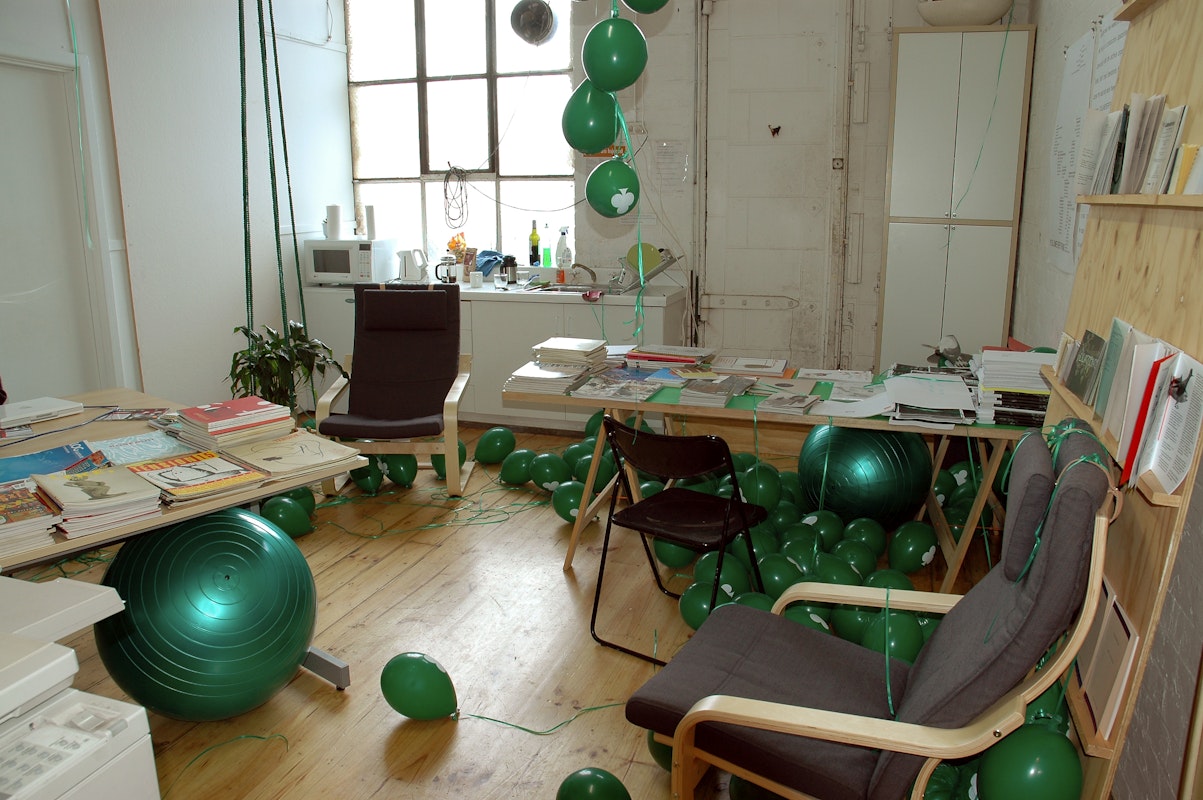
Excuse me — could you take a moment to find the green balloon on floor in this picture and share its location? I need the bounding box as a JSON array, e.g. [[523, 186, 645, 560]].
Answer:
[[552, 481, 587, 523], [842, 517, 887, 558], [860, 610, 924, 663], [767, 500, 802, 533], [727, 526, 777, 573], [782, 603, 832, 633], [561, 441, 593, 473], [585, 410, 605, 437], [499, 449, 537, 485], [653, 537, 697, 568], [260, 495, 312, 538], [756, 553, 803, 599], [383, 453, 418, 487], [932, 469, 957, 506], [679, 581, 732, 631], [646, 728, 673, 771], [350, 461, 383, 494], [430, 440, 466, 480], [831, 604, 875, 642], [279, 485, 316, 516], [862, 568, 914, 591], [978, 724, 1082, 800], [639, 480, 665, 498], [889, 521, 938, 574], [800, 509, 845, 551], [741, 463, 782, 513], [693, 552, 752, 598], [380, 652, 457, 720], [734, 591, 775, 611], [813, 552, 862, 586], [556, 767, 632, 800], [529, 452, 572, 492], [474, 427, 515, 464], [728, 774, 788, 800]]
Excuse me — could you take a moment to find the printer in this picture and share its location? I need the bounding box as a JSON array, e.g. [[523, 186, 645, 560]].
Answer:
[[0, 577, 159, 800]]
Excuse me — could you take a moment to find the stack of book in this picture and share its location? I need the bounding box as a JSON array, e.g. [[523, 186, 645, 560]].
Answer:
[[176, 396, 294, 450], [0, 479, 62, 553], [754, 393, 820, 416], [711, 356, 790, 378], [678, 375, 755, 407], [129, 451, 267, 505], [625, 344, 717, 371], [972, 349, 1055, 427], [222, 429, 363, 480], [531, 337, 609, 373], [31, 466, 162, 538], [570, 374, 662, 402], [504, 361, 594, 395]]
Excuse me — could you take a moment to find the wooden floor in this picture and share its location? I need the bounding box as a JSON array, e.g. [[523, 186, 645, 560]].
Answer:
[[14, 425, 993, 800]]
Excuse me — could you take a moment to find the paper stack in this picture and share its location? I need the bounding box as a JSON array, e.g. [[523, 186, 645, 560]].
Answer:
[[222, 429, 363, 480], [176, 396, 294, 450], [973, 350, 1055, 426], [31, 466, 162, 537], [532, 337, 608, 371], [504, 361, 593, 395], [678, 376, 755, 407], [625, 344, 717, 371], [129, 451, 267, 505], [0, 479, 62, 547]]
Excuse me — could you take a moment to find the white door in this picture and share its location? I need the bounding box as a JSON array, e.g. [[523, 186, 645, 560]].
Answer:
[[0, 59, 103, 399]]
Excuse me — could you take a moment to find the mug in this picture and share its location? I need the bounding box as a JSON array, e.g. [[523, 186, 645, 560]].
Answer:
[[470, 271, 484, 288]]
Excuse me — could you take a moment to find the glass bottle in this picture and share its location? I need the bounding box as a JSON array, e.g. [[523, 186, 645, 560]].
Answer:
[[529, 220, 540, 266]]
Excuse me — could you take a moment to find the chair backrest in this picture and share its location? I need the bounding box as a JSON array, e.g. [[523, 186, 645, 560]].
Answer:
[[347, 283, 460, 421], [603, 415, 734, 483], [868, 422, 1112, 800]]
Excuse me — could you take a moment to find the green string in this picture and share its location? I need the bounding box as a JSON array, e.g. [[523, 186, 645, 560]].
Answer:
[[462, 701, 625, 735], [884, 588, 896, 718], [951, 16, 1014, 216], [818, 417, 834, 512], [238, 0, 255, 346], [63, 0, 92, 250], [161, 734, 288, 798]]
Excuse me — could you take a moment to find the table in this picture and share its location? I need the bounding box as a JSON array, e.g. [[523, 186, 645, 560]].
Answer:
[[0, 388, 363, 573], [504, 388, 1026, 592]]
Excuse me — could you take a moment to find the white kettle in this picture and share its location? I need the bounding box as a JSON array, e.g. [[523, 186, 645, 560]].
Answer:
[[397, 248, 429, 283]]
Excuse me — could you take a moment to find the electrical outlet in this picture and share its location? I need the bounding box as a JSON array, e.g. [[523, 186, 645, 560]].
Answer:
[[627, 121, 648, 137]]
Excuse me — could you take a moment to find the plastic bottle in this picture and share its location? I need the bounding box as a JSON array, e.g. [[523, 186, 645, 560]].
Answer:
[[529, 220, 540, 266], [555, 227, 572, 284]]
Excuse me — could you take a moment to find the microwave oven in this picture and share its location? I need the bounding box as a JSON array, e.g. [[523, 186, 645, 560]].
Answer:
[[303, 238, 398, 286]]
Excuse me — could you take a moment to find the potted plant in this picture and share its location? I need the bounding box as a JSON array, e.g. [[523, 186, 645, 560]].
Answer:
[[228, 320, 344, 412]]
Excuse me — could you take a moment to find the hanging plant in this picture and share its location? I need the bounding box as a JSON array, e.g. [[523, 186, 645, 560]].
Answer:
[[228, 321, 343, 411]]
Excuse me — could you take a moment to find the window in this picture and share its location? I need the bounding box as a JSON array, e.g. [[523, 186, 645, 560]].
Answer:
[[346, 0, 576, 265]]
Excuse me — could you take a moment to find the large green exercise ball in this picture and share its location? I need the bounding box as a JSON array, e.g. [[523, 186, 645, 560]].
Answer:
[[279, 486, 316, 516], [259, 495, 313, 538], [552, 480, 588, 523], [646, 729, 673, 772], [474, 427, 516, 464], [557, 767, 632, 800], [741, 463, 782, 513], [797, 425, 931, 528], [586, 158, 640, 218], [562, 79, 619, 154], [860, 610, 924, 663], [756, 553, 804, 599], [978, 724, 1082, 800], [379, 652, 457, 720], [889, 521, 939, 574], [95, 508, 316, 721], [581, 17, 648, 92], [529, 452, 572, 492], [499, 449, 537, 485], [350, 461, 383, 494], [430, 439, 467, 480], [383, 453, 418, 488]]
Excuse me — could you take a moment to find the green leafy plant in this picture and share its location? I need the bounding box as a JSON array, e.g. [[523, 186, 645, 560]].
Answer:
[[228, 321, 344, 410]]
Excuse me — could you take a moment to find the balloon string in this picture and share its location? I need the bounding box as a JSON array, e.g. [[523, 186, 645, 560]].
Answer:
[[884, 588, 896, 718], [462, 701, 625, 735], [819, 417, 833, 512], [161, 734, 289, 797], [611, 0, 620, 18]]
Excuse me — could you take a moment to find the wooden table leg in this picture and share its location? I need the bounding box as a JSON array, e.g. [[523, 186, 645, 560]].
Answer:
[[562, 406, 628, 571], [938, 437, 1011, 593]]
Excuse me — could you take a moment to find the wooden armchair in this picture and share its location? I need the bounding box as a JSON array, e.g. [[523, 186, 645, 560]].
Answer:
[[316, 283, 473, 496], [626, 422, 1120, 800]]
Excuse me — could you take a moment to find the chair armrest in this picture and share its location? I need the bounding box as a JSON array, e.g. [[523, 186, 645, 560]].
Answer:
[[675, 693, 1025, 760], [316, 374, 350, 426], [772, 582, 963, 615]]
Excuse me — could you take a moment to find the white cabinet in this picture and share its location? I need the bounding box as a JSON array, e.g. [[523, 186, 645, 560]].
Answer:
[[878, 27, 1033, 369]]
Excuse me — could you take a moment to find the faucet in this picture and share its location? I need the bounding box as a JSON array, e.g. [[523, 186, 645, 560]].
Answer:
[[570, 263, 597, 283]]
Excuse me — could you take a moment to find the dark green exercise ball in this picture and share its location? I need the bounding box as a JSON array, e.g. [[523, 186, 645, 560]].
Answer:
[[350, 461, 383, 494], [380, 652, 457, 720], [260, 495, 313, 538], [551, 480, 587, 523], [474, 427, 516, 464], [843, 517, 887, 558], [499, 449, 537, 485], [279, 486, 316, 516], [756, 553, 804, 599], [95, 508, 316, 721], [978, 724, 1082, 800], [653, 537, 697, 568], [889, 521, 939, 574], [646, 729, 673, 772], [383, 453, 418, 488], [556, 767, 632, 800], [797, 425, 931, 528], [430, 439, 467, 480], [860, 610, 924, 664], [529, 452, 572, 492]]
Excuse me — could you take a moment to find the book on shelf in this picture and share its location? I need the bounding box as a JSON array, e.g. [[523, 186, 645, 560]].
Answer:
[[1078, 580, 1139, 740], [1168, 143, 1200, 194], [0, 441, 93, 484], [1094, 318, 1133, 420], [710, 356, 790, 378], [1140, 104, 1188, 194], [1129, 351, 1203, 492], [1064, 329, 1108, 404], [1118, 349, 1179, 485], [1091, 107, 1127, 195], [128, 451, 267, 504], [221, 429, 362, 480], [178, 396, 292, 433], [1118, 93, 1164, 194]]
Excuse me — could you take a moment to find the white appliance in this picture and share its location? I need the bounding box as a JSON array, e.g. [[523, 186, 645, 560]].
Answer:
[[0, 578, 159, 800], [302, 238, 398, 286]]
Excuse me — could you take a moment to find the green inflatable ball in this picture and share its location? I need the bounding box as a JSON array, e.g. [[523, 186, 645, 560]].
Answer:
[[831, 604, 875, 643], [813, 552, 862, 586], [756, 553, 804, 599], [932, 469, 957, 507], [529, 452, 572, 492], [693, 551, 752, 598], [562, 79, 619, 155], [916, 612, 941, 642], [556, 767, 632, 800], [646, 729, 673, 772], [830, 539, 877, 580], [653, 537, 697, 568], [622, 0, 671, 13], [733, 591, 775, 612], [862, 568, 914, 591], [1026, 683, 1070, 734], [551, 480, 587, 523], [383, 453, 418, 488], [889, 521, 938, 574], [474, 427, 516, 465], [586, 158, 641, 218], [350, 462, 383, 494], [778, 470, 803, 506], [842, 517, 887, 558], [581, 17, 648, 92], [780, 535, 821, 577], [741, 463, 782, 513], [573, 452, 618, 493], [732, 452, 759, 473], [639, 480, 665, 498], [280, 486, 316, 516], [728, 774, 790, 800], [799, 509, 845, 551], [560, 441, 593, 474], [499, 449, 537, 485], [430, 439, 466, 480], [380, 652, 457, 720], [727, 526, 777, 573], [860, 610, 924, 663], [678, 581, 733, 631], [767, 501, 802, 533], [782, 603, 833, 633], [260, 496, 313, 538], [585, 410, 606, 437], [978, 724, 1082, 800]]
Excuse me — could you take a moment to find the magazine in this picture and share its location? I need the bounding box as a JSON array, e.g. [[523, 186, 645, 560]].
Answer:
[[130, 451, 266, 503], [0, 441, 94, 484], [222, 429, 362, 479], [32, 466, 161, 514], [755, 393, 820, 416]]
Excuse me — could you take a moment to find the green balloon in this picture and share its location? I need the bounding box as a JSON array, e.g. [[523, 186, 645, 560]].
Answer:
[[947, 460, 979, 489], [280, 486, 316, 516], [727, 526, 777, 573], [767, 500, 801, 533], [585, 410, 605, 437], [582, 17, 648, 92], [932, 469, 957, 507], [978, 724, 1082, 800], [561, 441, 593, 473], [813, 552, 862, 586], [830, 539, 876, 580], [474, 427, 516, 464], [585, 158, 640, 218], [622, 0, 671, 12], [260, 495, 313, 538], [778, 470, 803, 506], [800, 509, 845, 550], [350, 462, 383, 494], [889, 521, 938, 574], [499, 449, 537, 485], [623, 415, 655, 433], [780, 534, 821, 577], [379, 652, 457, 720], [863, 568, 914, 591], [782, 603, 833, 633], [860, 610, 924, 663], [831, 604, 875, 642], [843, 517, 887, 558], [653, 537, 697, 568], [529, 452, 572, 492], [728, 774, 789, 800], [1026, 683, 1070, 734], [733, 591, 775, 611], [916, 612, 940, 642], [383, 453, 418, 487], [646, 729, 673, 772], [573, 452, 618, 493], [562, 79, 619, 154], [678, 581, 733, 630], [741, 463, 782, 513], [430, 439, 466, 479], [926, 763, 962, 800], [556, 767, 632, 800], [732, 452, 758, 473], [551, 480, 587, 523], [948, 480, 979, 508], [639, 479, 665, 498], [755, 553, 803, 599]]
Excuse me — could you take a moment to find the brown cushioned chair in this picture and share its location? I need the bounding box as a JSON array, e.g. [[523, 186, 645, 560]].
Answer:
[[316, 283, 473, 496], [625, 421, 1119, 800], [593, 415, 768, 665]]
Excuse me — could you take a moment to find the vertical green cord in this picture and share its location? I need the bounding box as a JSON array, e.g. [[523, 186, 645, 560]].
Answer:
[[253, 0, 289, 333], [884, 587, 896, 717], [238, 0, 256, 369], [63, 0, 92, 250], [951, 16, 1013, 216]]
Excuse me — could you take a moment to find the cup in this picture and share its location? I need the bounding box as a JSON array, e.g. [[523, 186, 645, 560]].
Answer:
[[470, 271, 483, 288], [516, 268, 530, 285], [494, 272, 507, 290]]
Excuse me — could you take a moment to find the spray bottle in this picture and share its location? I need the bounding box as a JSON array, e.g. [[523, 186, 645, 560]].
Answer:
[[555, 227, 572, 284]]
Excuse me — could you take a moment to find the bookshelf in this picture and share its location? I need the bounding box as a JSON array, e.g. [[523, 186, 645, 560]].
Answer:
[[1049, 0, 1203, 794]]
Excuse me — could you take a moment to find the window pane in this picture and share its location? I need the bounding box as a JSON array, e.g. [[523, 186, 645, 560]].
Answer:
[[427, 79, 490, 171], [497, 75, 573, 176], [351, 84, 420, 179], [425, 0, 487, 77], [425, 179, 498, 257], [347, 0, 416, 81], [496, 0, 573, 74], [358, 182, 425, 256], [498, 180, 575, 262]]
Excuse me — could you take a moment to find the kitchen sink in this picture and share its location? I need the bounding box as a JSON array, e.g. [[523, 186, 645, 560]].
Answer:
[[527, 284, 609, 293]]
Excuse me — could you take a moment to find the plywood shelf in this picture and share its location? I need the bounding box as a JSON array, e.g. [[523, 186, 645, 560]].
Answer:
[[1078, 194, 1203, 209], [1114, 0, 1167, 22]]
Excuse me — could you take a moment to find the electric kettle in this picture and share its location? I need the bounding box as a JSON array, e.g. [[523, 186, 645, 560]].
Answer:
[[397, 248, 429, 283]]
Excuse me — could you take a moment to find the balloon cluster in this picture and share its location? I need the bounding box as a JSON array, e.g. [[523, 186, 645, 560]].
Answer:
[[562, 1, 671, 218]]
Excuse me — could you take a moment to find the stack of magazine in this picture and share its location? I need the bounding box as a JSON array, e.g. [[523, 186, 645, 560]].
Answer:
[[531, 337, 608, 372], [0, 479, 63, 553], [679, 376, 755, 408], [176, 396, 294, 450], [31, 466, 162, 538], [130, 451, 266, 505]]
